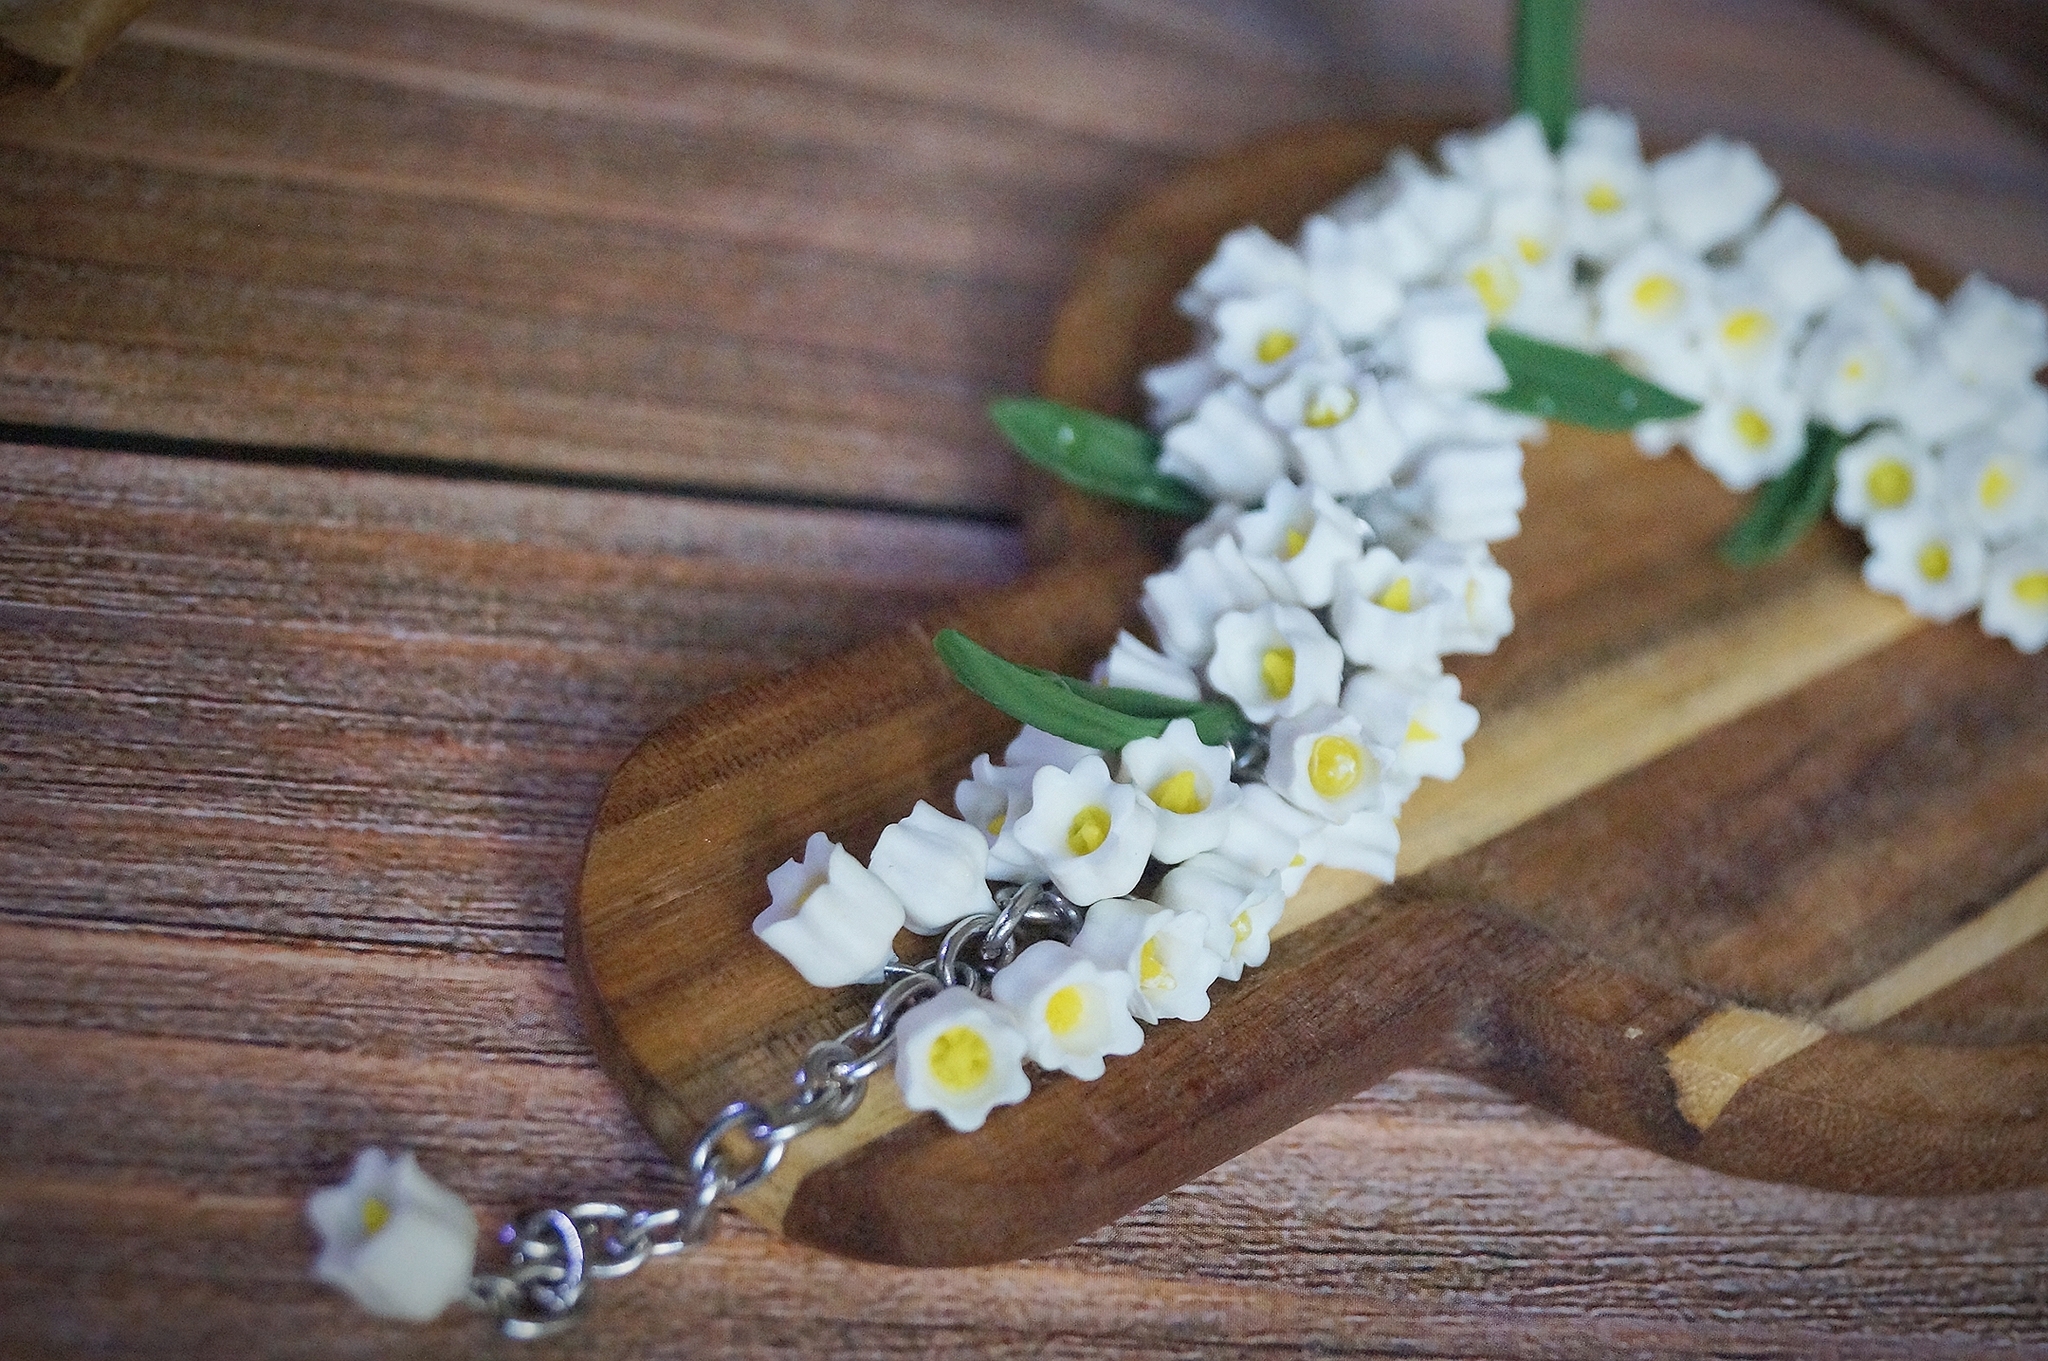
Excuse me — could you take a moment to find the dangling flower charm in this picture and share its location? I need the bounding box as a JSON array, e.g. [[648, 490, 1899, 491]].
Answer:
[[307, 1148, 479, 1322]]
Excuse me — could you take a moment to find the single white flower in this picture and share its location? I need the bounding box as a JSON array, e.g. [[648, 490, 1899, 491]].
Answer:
[[1438, 113, 1558, 198], [1213, 290, 1328, 388], [1182, 225, 1307, 318], [307, 1148, 478, 1323], [1233, 477, 1368, 606], [1158, 382, 1292, 504], [1457, 239, 1587, 345], [1833, 427, 1937, 526], [987, 939, 1143, 1079], [1941, 432, 2046, 542], [1348, 149, 1489, 283], [1981, 536, 2048, 652], [1796, 295, 1915, 429], [1739, 203, 1855, 323], [1856, 259, 1944, 340], [755, 833, 905, 986], [894, 986, 1031, 1132], [1935, 273, 2048, 395], [1621, 332, 1715, 405], [1097, 629, 1202, 701], [1143, 351, 1225, 426], [1261, 359, 1410, 494], [1632, 416, 1691, 458], [1265, 704, 1389, 822], [1341, 668, 1481, 801], [1071, 896, 1225, 1024], [1297, 806, 1402, 882], [1863, 509, 1988, 622], [1329, 547, 1448, 673], [1687, 380, 1809, 491], [1382, 378, 1545, 454], [1178, 499, 1245, 554], [1391, 287, 1510, 394], [1212, 783, 1325, 886], [1117, 716, 1241, 863], [1393, 441, 1527, 543], [1139, 534, 1272, 665], [1206, 601, 1346, 723], [1560, 107, 1653, 264], [1993, 385, 2048, 458], [1004, 725, 1098, 774], [1649, 135, 1779, 254], [1889, 360, 2002, 446], [954, 754, 1041, 881], [868, 801, 995, 935], [1010, 754, 1157, 906], [1596, 240, 1711, 353], [1699, 275, 1794, 387], [1298, 214, 1407, 341], [1411, 540, 1515, 655], [1156, 852, 1286, 981]]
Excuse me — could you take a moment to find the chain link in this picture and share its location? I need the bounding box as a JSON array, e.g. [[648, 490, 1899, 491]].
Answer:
[[466, 887, 1078, 1339]]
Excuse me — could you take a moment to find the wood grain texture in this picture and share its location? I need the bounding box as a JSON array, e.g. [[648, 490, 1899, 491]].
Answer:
[[6, 0, 2048, 1355]]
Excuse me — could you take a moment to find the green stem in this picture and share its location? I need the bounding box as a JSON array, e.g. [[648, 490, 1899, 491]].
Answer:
[[1513, 0, 1582, 150]]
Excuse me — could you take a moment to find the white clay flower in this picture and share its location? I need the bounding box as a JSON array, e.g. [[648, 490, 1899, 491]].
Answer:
[[1889, 361, 2002, 447], [1941, 433, 2047, 542], [1649, 135, 1779, 254], [1862, 509, 1988, 622], [1261, 359, 1410, 494], [894, 986, 1031, 1132], [1213, 290, 1328, 388], [1265, 704, 1389, 822], [1158, 383, 1292, 504], [1206, 602, 1345, 723], [1117, 716, 1241, 863], [1856, 260, 1944, 340], [1298, 807, 1402, 882], [1004, 725, 1098, 774], [1412, 540, 1515, 655], [1438, 112, 1558, 198], [1394, 441, 1527, 543], [307, 1148, 478, 1323], [1182, 225, 1307, 319], [1391, 287, 1511, 394], [1329, 547, 1448, 673], [1981, 537, 2048, 652], [1140, 534, 1273, 665], [1156, 852, 1286, 981], [1010, 754, 1157, 906], [1596, 240, 1711, 354], [1560, 107, 1652, 264], [1688, 380, 1809, 491], [1071, 897, 1226, 1024], [1797, 295, 1915, 430], [1233, 477, 1368, 607], [1699, 276, 1793, 387], [754, 832, 905, 987], [988, 940, 1144, 1079], [1097, 629, 1202, 701], [1382, 377, 1545, 454], [1739, 203, 1855, 323], [1833, 427, 1937, 526], [1298, 214, 1407, 341], [955, 754, 1042, 882], [1936, 274, 2048, 394], [868, 801, 995, 935], [1211, 782, 1324, 883], [1339, 149, 1488, 283], [1143, 350, 1225, 427], [1341, 668, 1481, 802]]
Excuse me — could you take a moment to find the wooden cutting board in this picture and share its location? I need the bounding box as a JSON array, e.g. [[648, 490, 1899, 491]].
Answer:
[[568, 122, 2048, 1267]]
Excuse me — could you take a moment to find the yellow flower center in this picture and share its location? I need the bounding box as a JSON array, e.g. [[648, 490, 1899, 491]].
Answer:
[[1584, 181, 1623, 214], [1404, 717, 1437, 744], [1375, 576, 1415, 612], [1733, 407, 1773, 450], [1981, 465, 2016, 509], [1466, 258, 1519, 320], [1308, 735, 1365, 799], [1138, 937, 1174, 992], [1255, 329, 1297, 365], [1149, 769, 1207, 815], [1917, 542, 1952, 582], [1260, 646, 1295, 699], [1632, 273, 1681, 317], [1044, 985, 1086, 1037], [1303, 383, 1358, 429], [1231, 911, 1253, 944], [1866, 459, 1913, 509], [1516, 234, 1549, 265], [927, 1025, 993, 1092], [2014, 571, 2048, 605], [361, 1197, 391, 1235], [1281, 526, 1309, 560], [1066, 805, 1111, 856], [1842, 357, 1868, 383], [1720, 309, 1772, 349]]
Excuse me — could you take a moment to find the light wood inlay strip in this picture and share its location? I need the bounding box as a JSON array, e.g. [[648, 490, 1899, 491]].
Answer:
[[738, 567, 1920, 1226], [1667, 866, 2048, 1129]]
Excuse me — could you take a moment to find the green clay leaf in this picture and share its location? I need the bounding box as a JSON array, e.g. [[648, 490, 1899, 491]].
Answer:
[[989, 397, 1209, 518], [1719, 422, 1866, 568], [1485, 328, 1702, 430], [933, 630, 1251, 753], [1513, 0, 1583, 151]]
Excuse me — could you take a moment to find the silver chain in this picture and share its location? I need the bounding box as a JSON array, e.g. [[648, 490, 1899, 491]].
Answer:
[[467, 882, 1077, 1339]]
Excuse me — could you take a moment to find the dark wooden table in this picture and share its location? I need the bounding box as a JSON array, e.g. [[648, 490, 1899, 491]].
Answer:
[[4, 2, 2046, 1356]]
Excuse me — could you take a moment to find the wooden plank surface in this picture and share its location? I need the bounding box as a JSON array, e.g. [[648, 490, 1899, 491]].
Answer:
[[2, 0, 2047, 1355]]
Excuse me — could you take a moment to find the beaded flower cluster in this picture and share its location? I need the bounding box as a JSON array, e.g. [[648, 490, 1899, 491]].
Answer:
[[754, 108, 2048, 1135]]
